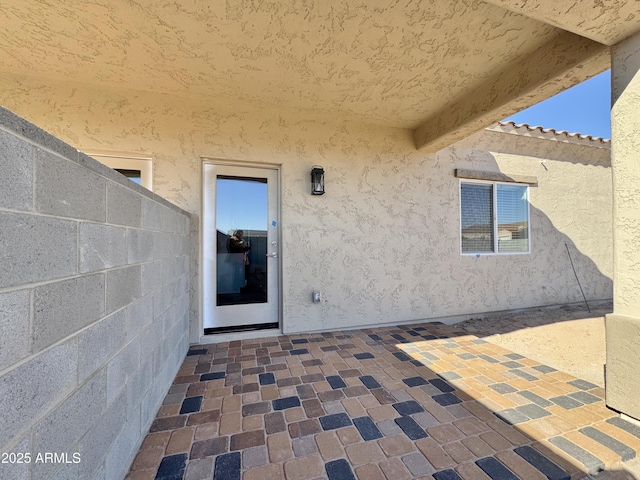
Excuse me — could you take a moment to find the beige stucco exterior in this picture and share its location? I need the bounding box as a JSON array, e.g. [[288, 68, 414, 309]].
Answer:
[[606, 30, 640, 419], [2, 0, 640, 419], [0, 74, 613, 337]]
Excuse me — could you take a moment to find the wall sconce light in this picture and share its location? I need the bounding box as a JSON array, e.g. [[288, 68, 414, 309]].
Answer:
[[311, 166, 325, 195]]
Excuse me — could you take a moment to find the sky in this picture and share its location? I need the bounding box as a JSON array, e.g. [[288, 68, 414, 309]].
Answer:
[[216, 178, 268, 235], [502, 69, 611, 139]]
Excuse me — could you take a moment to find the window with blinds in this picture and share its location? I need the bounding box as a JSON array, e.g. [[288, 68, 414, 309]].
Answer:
[[460, 181, 529, 254]]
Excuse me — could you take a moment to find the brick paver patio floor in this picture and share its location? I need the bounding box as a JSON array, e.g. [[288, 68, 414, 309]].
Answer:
[[126, 321, 640, 480]]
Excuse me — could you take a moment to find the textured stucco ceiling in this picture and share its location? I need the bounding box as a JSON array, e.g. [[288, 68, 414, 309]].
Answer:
[[0, 0, 635, 149], [483, 0, 640, 46]]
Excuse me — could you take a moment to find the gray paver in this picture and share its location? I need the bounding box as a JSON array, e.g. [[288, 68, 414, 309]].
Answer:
[[243, 445, 269, 468], [509, 369, 538, 381], [494, 409, 529, 425], [489, 383, 517, 394], [377, 419, 404, 437], [502, 361, 525, 368], [607, 417, 640, 439], [478, 354, 499, 363], [549, 436, 604, 474], [568, 379, 599, 391], [185, 457, 214, 480], [413, 411, 440, 428], [292, 436, 318, 457], [402, 452, 434, 476], [518, 390, 553, 407], [532, 364, 557, 374], [568, 391, 600, 405], [516, 403, 551, 419], [551, 395, 583, 410], [579, 426, 636, 461]]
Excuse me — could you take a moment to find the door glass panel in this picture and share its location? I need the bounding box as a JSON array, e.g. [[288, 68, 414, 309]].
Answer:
[[216, 176, 268, 306]]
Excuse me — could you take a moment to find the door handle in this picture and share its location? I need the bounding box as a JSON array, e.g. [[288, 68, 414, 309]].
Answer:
[[266, 252, 278, 258]]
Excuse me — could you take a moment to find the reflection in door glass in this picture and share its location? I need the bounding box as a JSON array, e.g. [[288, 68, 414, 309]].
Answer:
[[216, 176, 268, 306]]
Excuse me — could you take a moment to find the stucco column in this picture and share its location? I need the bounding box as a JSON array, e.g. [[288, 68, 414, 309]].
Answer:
[[606, 31, 640, 420]]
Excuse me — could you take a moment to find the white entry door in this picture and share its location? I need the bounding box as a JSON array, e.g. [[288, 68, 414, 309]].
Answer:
[[202, 163, 280, 333]]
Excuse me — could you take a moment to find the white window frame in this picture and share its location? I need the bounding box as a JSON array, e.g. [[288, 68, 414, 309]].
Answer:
[[86, 150, 153, 191], [459, 179, 531, 256]]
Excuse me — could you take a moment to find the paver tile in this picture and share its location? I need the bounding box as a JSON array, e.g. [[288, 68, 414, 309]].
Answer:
[[354, 463, 386, 480], [379, 457, 413, 480], [283, 455, 324, 480], [127, 321, 634, 480], [455, 462, 492, 480], [378, 434, 416, 456], [315, 431, 344, 460]]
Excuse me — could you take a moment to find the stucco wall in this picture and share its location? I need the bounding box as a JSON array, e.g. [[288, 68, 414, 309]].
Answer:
[[0, 73, 612, 339], [606, 30, 640, 420], [0, 107, 191, 480]]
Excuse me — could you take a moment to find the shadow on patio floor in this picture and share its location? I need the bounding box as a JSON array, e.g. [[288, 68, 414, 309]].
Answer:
[[126, 305, 640, 480]]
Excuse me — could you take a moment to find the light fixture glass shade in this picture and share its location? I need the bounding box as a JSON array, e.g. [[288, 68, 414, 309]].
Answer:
[[311, 166, 324, 195]]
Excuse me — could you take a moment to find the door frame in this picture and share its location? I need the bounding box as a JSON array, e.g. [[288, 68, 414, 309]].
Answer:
[[199, 159, 282, 336]]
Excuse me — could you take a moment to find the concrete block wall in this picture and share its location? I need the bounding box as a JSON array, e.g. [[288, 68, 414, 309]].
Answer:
[[0, 107, 191, 480]]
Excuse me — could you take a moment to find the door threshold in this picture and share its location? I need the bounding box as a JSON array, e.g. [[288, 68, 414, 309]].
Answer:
[[199, 326, 281, 345], [204, 322, 279, 335]]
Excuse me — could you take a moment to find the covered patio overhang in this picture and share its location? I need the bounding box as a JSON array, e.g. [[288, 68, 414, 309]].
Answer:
[[0, 0, 618, 150], [3, 0, 640, 475]]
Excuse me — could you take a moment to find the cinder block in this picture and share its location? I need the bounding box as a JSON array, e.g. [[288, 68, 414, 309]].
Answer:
[[162, 307, 176, 337], [141, 197, 163, 231], [162, 207, 179, 233], [78, 151, 126, 187], [105, 407, 141, 480], [179, 275, 190, 296], [181, 213, 191, 236], [89, 459, 106, 480], [2, 435, 31, 480], [78, 310, 126, 383], [106, 265, 142, 315], [139, 318, 163, 357], [35, 148, 106, 221], [0, 106, 78, 161], [106, 182, 141, 228], [52, 462, 82, 480], [79, 223, 127, 274], [0, 212, 77, 289], [0, 129, 34, 211], [152, 231, 173, 260], [33, 274, 105, 352], [161, 257, 179, 286], [77, 392, 127, 480], [153, 284, 171, 318], [127, 228, 155, 264], [32, 370, 106, 480], [0, 339, 78, 449], [106, 338, 141, 405], [175, 254, 188, 279], [127, 358, 153, 417], [126, 295, 153, 341], [0, 289, 30, 371], [141, 260, 163, 295]]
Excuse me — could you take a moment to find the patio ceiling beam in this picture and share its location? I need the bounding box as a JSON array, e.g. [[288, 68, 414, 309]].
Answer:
[[482, 0, 640, 46], [413, 31, 609, 153]]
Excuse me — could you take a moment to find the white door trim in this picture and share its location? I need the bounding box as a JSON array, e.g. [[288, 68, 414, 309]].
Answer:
[[200, 160, 282, 334]]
